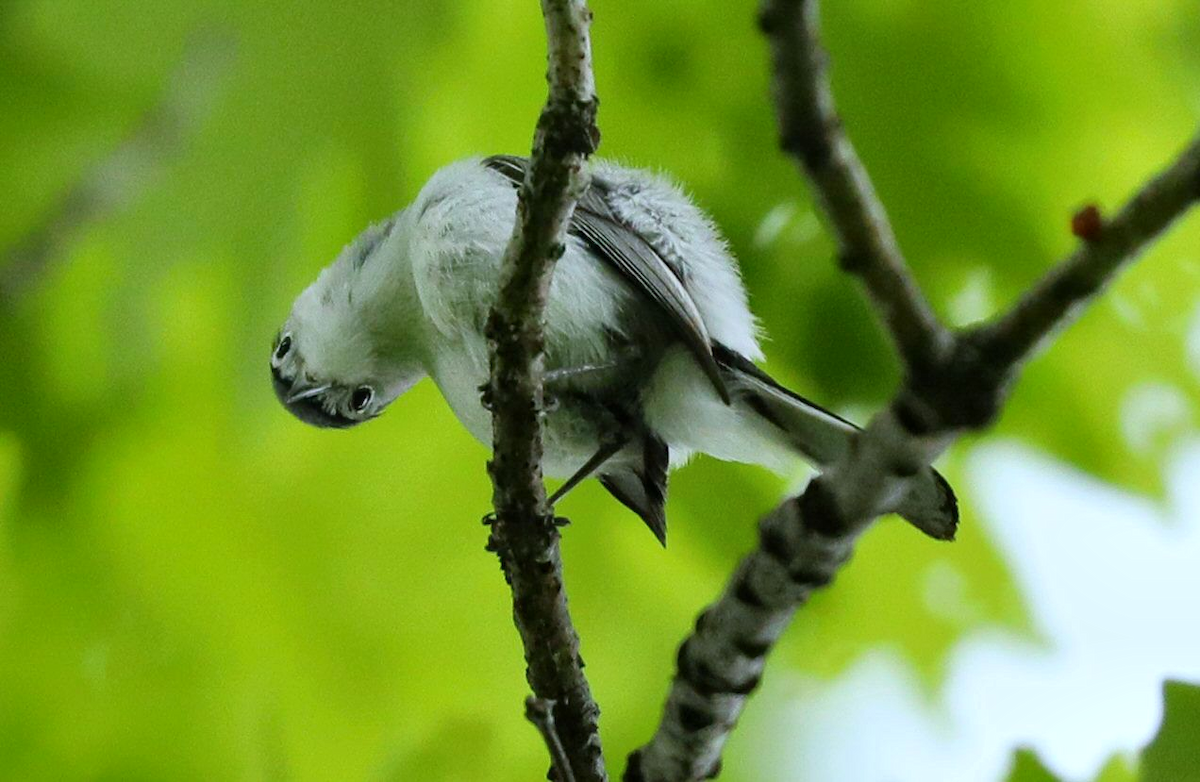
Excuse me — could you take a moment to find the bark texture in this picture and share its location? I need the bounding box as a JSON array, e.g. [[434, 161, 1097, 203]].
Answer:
[[483, 1, 604, 780], [626, 1, 1200, 779]]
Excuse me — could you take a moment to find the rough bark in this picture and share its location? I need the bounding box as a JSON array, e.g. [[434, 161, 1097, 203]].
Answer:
[[626, 1, 1200, 779], [483, 1, 604, 780]]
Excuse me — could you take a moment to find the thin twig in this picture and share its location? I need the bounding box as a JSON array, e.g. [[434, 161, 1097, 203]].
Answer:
[[527, 697, 578, 782], [976, 133, 1200, 369], [0, 30, 234, 309], [483, 1, 604, 781], [757, 0, 950, 372], [626, 0, 1200, 778]]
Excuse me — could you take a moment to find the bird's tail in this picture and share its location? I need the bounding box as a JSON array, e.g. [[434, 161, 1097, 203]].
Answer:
[[713, 345, 958, 541]]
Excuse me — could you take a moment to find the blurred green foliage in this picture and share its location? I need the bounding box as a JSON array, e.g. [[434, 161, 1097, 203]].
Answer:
[[1142, 681, 1200, 782], [1006, 750, 1138, 782], [1006, 682, 1200, 782], [1, 0, 1198, 780], [1007, 749, 1067, 782]]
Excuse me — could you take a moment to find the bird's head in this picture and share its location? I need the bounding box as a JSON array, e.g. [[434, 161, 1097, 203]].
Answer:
[[270, 218, 420, 429]]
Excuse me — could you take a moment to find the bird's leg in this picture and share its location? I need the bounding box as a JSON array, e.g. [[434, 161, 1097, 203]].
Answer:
[[543, 345, 647, 413], [543, 361, 620, 414], [479, 352, 637, 412], [543, 359, 623, 384], [548, 436, 629, 506]]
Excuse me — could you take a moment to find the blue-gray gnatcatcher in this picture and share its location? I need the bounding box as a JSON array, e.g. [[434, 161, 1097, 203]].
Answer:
[[270, 155, 957, 544]]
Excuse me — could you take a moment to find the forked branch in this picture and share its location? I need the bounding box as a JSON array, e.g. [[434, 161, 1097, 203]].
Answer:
[[626, 1, 1200, 779]]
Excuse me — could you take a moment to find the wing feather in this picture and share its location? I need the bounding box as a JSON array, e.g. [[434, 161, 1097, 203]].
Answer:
[[483, 154, 730, 403]]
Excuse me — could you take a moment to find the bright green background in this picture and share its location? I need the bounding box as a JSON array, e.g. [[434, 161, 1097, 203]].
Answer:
[[1, 0, 1198, 779]]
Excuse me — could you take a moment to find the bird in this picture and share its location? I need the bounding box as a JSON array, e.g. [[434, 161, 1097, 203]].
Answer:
[[270, 155, 957, 545]]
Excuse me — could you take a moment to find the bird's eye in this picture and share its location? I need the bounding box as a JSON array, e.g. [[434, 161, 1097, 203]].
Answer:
[[350, 386, 374, 412], [275, 335, 293, 360]]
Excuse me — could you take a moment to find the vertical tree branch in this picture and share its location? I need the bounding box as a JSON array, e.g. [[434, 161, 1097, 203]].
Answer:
[[484, 1, 603, 780], [626, 0, 1200, 778]]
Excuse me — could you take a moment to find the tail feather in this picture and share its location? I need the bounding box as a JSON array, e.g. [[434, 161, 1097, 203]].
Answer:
[[713, 344, 959, 541], [713, 344, 857, 466], [893, 468, 959, 541], [599, 433, 670, 547]]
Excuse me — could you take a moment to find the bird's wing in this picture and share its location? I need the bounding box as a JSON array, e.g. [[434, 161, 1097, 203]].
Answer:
[[482, 154, 730, 403]]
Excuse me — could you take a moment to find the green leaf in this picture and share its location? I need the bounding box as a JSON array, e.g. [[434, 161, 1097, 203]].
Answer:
[[1006, 749, 1063, 782], [1141, 680, 1200, 782]]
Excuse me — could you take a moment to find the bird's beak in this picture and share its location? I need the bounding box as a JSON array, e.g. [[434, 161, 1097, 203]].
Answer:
[[286, 383, 331, 404]]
